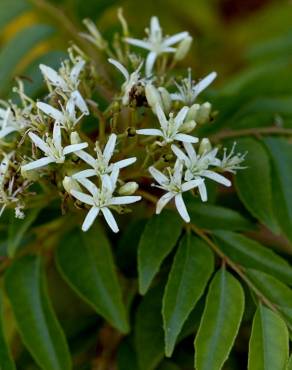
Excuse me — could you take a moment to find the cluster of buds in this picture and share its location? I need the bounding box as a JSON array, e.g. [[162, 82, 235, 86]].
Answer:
[[0, 14, 246, 231]]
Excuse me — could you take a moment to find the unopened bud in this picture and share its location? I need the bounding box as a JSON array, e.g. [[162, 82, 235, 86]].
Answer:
[[199, 138, 212, 155], [196, 102, 212, 125], [158, 87, 172, 114], [63, 176, 82, 193], [180, 120, 197, 133], [174, 36, 193, 61], [70, 131, 81, 144], [145, 83, 162, 111], [118, 182, 139, 195], [186, 103, 200, 121]]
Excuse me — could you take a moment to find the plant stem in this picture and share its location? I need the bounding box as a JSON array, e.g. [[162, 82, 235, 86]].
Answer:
[[210, 126, 292, 142], [190, 223, 292, 329]]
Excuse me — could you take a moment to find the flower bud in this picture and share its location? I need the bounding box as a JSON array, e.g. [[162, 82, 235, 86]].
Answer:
[[180, 120, 197, 133], [158, 87, 172, 114], [118, 181, 139, 196], [70, 131, 81, 144], [174, 36, 193, 61], [63, 176, 82, 193], [145, 83, 162, 111], [199, 138, 212, 155], [196, 102, 212, 125], [186, 103, 200, 121]]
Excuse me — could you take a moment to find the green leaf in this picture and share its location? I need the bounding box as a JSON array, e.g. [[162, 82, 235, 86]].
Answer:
[[246, 269, 292, 326], [138, 211, 182, 295], [248, 305, 289, 370], [287, 355, 292, 370], [0, 24, 54, 95], [214, 231, 292, 285], [4, 255, 71, 370], [235, 138, 279, 233], [188, 201, 253, 231], [195, 268, 245, 370], [0, 293, 16, 370], [56, 225, 129, 333], [0, 0, 30, 29], [8, 208, 40, 257], [135, 283, 165, 370], [264, 137, 292, 243], [162, 235, 214, 356]]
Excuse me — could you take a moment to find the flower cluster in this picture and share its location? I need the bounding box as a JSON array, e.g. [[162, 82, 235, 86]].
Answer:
[[0, 15, 245, 231]]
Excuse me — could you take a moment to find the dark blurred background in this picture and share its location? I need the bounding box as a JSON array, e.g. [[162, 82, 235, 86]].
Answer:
[[1, 0, 292, 94]]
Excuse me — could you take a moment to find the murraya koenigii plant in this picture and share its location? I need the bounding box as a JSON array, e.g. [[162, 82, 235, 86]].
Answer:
[[0, 15, 246, 232]]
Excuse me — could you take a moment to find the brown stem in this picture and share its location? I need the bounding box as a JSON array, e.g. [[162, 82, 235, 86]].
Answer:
[[190, 223, 292, 329], [210, 126, 292, 143]]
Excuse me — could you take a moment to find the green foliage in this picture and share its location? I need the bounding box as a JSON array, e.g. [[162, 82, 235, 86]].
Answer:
[[162, 235, 214, 356], [4, 256, 71, 370], [248, 305, 289, 370], [0, 0, 292, 369], [138, 211, 182, 295], [56, 225, 129, 333], [194, 268, 245, 370]]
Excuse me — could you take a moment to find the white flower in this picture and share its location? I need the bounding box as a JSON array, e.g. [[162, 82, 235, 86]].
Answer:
[[0, 107, 28, 139], [73, 133, 136, 180], [37, 92, 88, 131], [0, 153, 28, 217], [136, 103, 198, 144], [171, 69, 217, 105], [125, 16, 189, 76], [149, 160, 203, 222], [108, 58, 144, 105], [220, 143, 247, 173], [71, 169, 141, 232], [21, 124, 88, 171], [171, 142, 231, 202], [40, 59, 88, 113]]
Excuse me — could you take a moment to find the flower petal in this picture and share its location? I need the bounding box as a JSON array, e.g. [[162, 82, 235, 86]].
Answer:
[[174, 106, 189, 127], [37, 102, 64, 123], [149, 166, 168, 185], [63, 142, 88, 155], [77, 178, 99, 197], [181, 178, 203, 192], [28, 132, 50, 155], [82, 206, 99, 232], [193, 72, 217, 97], [114, 157, 136, 169], [71, 90, 89, 115], [156, 192, 174, 214], [70, 59, 85, 84], [101, 207, 119, 233], [53, 123, 62, 152], [164, 32, 189, 47], [136, 129, 163, 137], [110, 195, 141, 205], [103, 133, 117, 163], [124, 38, 152, 50], [198, 182, 208, 202], [175, 193, 190, 222], [70, 190, 95, 205], [174, 133, 198, 143], [72, 169, 96, 179], [75, 150, 96, 168], [201, 170, 231, 187], [21, 157, 55, 171], [171, 144, 190, 165], [145, 51, 157, 77], [108, 58, 129, 80], [155, 103, 168, 131], [39, 64, 67, 90]]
